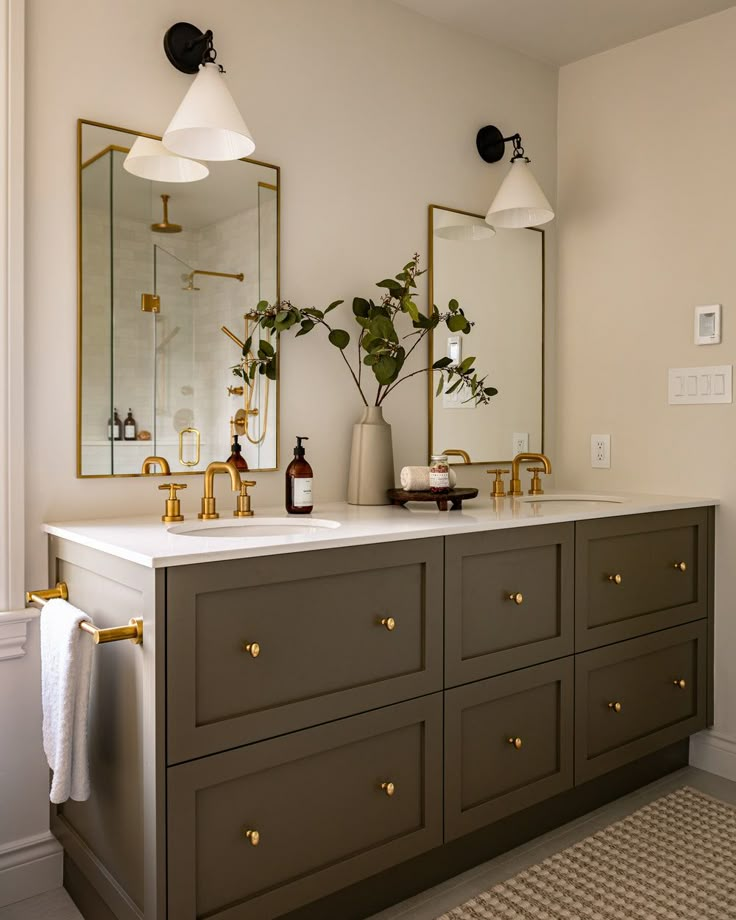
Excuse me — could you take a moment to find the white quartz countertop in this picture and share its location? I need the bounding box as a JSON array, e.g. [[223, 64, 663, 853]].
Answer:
[[42, 491, 718, 569]]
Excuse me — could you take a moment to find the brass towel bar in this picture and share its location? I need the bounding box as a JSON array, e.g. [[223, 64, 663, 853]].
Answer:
[[25, 582, 143, 645]]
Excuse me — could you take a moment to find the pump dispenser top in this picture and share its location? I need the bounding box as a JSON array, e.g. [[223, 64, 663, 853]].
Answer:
[[294, 436, 308, 457]]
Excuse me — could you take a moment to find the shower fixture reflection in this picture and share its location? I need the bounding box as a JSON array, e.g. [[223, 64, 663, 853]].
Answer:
[[181, 269, 245, 291]]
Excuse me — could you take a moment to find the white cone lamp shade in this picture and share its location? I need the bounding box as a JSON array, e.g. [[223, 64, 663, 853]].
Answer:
[[123, 137, 209, 182], [485, 159, 554, 229], [163, 63, 255, 161]]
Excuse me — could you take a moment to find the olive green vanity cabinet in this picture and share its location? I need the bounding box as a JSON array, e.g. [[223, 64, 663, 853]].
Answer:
[[48, 507, 715, 920]]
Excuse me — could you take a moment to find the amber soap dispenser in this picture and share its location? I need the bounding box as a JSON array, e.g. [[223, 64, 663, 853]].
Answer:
[[286, 436, 313, 514]]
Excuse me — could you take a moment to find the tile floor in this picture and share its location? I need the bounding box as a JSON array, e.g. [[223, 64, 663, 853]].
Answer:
[[3, 766, 735, 920]]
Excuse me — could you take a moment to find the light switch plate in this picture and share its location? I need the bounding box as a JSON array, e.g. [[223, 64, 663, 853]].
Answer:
[[668, 365, 732, 404]]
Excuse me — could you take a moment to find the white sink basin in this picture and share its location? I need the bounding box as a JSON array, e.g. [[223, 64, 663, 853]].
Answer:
[[519, 493, 627, 509], [168, 517, 341, 540]]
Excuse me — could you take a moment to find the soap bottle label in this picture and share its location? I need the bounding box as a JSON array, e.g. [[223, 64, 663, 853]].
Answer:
[[292, 478, 313, 507]]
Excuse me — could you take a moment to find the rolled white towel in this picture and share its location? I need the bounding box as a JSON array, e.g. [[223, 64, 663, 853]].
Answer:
[[400, 465, 458, 491]]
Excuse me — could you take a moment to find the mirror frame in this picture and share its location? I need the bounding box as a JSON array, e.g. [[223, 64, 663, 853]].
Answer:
[[427, 204, 545, 466], [76, 118, 281, 478]]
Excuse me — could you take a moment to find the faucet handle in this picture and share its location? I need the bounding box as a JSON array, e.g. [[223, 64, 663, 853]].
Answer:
[[486, 468, 509, 498], [159, 483, 187, 523], [527, 467, 546, 496], [235, 480, 256, 518]]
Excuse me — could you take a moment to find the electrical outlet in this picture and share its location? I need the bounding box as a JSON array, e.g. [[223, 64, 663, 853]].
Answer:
[[591, 434, 611, 469], [512, 432, 529, 455]]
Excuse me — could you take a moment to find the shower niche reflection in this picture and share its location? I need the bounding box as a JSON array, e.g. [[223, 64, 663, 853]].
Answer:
[[78, 120, 280, 477]]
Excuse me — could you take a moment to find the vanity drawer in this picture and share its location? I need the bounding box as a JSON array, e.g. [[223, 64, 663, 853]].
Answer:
[[444, 658, 574, 840], [575, 508, 708, 650], [166, 538, 443, 763], [167, 694, 443, 920], [575, 621, 706, 783], [445, 524, 574, 686]]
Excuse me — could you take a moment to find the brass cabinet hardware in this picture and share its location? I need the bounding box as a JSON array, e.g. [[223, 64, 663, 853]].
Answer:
[[159, 482, 187, 523], [444, 449, 471, 464], [507, 736, 523, 749], [674, 561, 688, 572], [235, 480, 257, 518], [608, 701, 623, 713], [242, 829, 260, 846], [527, 466, 546, 495], [487, 468, 509, 498], [674, 678, 687, 690], [380, 617, 396, 631], [243, 642, 261, 658], [380, 781, 396, 797], [179, 426, 201, 468], [141, 293, 161, 314], [607, 574, 623, 585], [141, 456, 171, 475], [26, 582, 143, 645], [198, 461, 242, 520], [507, 592, 524, 606], [509, 452, 551, 497]]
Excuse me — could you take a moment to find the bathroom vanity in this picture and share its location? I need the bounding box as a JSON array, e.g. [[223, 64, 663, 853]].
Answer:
[[43, 494, 715, 920]]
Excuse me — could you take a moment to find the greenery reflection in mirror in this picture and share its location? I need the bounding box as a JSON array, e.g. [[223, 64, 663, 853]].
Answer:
[[78, 120, 280, 478], [428, 205, 543, 465]]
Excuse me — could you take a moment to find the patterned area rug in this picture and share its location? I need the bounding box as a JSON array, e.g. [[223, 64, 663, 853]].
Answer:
[[437, 787, 736, 919]]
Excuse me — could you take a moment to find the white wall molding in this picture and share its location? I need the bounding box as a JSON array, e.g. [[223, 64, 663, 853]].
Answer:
[[689, 729, 736, 782], [0, 609, 38, 660], [0, 831, 62, 908]]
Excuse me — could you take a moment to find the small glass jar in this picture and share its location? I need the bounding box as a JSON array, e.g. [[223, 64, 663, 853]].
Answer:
[[429, 454, 450, 493]]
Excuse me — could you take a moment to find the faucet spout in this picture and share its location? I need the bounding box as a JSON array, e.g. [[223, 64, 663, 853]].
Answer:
[[510, 453, 552, 497], [199, 461, 242, 520]]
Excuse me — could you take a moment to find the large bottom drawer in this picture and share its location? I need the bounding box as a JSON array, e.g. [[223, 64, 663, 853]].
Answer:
[[445, 658, 574, 840], [167, 695, 442, 920], [575, 620, 707, 783]]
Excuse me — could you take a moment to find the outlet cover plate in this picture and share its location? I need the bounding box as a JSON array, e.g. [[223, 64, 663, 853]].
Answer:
[[591, 434, 611, 469]]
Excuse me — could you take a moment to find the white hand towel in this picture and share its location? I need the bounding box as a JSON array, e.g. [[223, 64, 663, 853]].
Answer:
[[400, 466, 458, 491], [41, 598, 94, 804]]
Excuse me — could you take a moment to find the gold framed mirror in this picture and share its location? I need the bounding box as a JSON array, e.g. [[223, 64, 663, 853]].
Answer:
[[77, 119, 280, 478], [428, 204, 544, 465]]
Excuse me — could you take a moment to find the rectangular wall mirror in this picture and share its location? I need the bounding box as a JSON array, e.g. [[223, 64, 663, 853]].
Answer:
[[428, 205, 544, 465], [78, 119, 280, 478]]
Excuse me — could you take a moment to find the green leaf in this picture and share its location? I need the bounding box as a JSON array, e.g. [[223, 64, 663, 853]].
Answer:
[[433, 356, 452, 369], [447, 314, 467, 333], [352, 297, 370, 317], [376, 278, 402, 291], [373, 355, 398, 385], [363, 353, 379, 366], [249, 361, 258, 380], [328, 328, 350, 349], [458, 356, 476, 373], [302, 307, 324, 319], [275, 310, 289, 324], [296, 319, 315, 337], [265, 361, 278, 381], [370, 314, 397, 343], [446, 378, 463, 395], [256, 300, 269, 313], [258, 339, 275, 357], [448, 299, 459, 313], [404, 299, 420, 323], [484, 386, 499, 396], [241, 336, 253, 357], [436, 375, 444, 397], [325, 299, 343, 314]]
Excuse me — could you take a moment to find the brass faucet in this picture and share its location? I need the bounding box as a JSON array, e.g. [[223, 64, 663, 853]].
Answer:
[[141, 456, 171, 475], [198, 461, 242, 520], [443, 448, 471, 464], [509, 453, 552, 497]]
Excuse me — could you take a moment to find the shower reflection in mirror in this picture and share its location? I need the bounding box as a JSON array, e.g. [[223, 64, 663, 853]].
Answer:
[[77, 120, 280, 478]]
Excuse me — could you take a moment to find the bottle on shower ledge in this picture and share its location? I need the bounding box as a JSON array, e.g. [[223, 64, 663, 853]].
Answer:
[[124, 409, 137, 441], [108, 408, 122, 441]]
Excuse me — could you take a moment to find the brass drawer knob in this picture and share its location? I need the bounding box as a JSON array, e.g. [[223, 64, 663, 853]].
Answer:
[[608, 701, 623, 713], [674, 561, 688, 573], [242, 641, 261, 658], [507, 736, 523, 749], [380, 617, 396, 631], [608, 574, 623, 585], [380, 781, 396, 797], [674, 678, 687, 690], [507, 592, 524, 606], [243, 828, 260, 847]]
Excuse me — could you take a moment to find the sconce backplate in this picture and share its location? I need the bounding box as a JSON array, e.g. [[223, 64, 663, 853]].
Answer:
[[476, 124, 506, 164], [163, 22, 207, 75]]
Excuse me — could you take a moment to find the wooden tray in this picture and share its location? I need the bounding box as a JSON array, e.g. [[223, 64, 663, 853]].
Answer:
[[387, 487, 479, 512]]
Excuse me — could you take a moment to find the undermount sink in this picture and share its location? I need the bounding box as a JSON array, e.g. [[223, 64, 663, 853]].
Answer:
[[519, 493, 627, 507], [168, 517, 341, 540]]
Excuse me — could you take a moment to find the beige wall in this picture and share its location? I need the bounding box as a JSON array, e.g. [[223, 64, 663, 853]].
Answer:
[[557, 9, 736, 753], [25, 0, 557, 587]]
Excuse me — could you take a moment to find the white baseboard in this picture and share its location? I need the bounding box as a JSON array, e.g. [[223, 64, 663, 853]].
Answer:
[[690, 729, 736, 781], [0, 830, 62, 908]]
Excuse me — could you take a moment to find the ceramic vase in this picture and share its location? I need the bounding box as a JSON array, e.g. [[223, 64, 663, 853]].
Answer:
[[347, 406, 394, 505]]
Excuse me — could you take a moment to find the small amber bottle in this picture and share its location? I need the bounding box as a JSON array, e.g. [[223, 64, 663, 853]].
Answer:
[[227, 434, 249, 473], [285, 436, 313, 514]]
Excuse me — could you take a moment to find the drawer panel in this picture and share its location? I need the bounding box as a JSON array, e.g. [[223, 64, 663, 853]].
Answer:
[[575, 621, 707, 783], [167, 695, 443, 920], [445, 658, 574, 840], [445, 524, 574, 686], [167, 539, 443, 763], [576, 509, 708, 649]]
